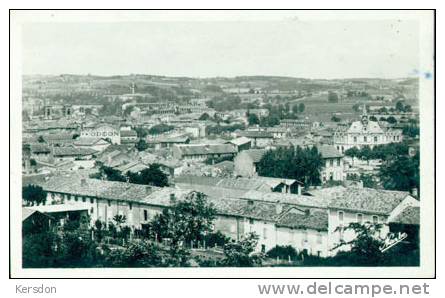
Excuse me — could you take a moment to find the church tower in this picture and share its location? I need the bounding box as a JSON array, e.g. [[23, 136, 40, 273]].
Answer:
[[361, 104, 368, 125]]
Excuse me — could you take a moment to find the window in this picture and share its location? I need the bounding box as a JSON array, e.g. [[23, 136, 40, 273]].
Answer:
[[129, 203, 132, 210], [374, 136, 378, 143], [90, 197, 94, 204], [249, 218, 254, 225], [82, 197, 86, 203], [90, 207, 94, 214], [317, 232, 323, 244], [338, 211, 344, 222], [364, 136, 367, 143], [339, 227, 344, 241], [263, 228, 267, 239], [74, 196, 78, 202], [329, 159, 334, 166], [357, 213, 363, 224], [336, 159, 340, 166], [144, 210, 148, 221], [372, 215, 379, 224], [261, 245, 266, 253], [353, 136, 357, 143], [108, 200, 111, 207]]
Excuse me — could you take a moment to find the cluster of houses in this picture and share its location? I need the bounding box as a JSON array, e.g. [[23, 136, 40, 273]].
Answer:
[[22, 98, 417, 260], [24, 174, 419, 257]]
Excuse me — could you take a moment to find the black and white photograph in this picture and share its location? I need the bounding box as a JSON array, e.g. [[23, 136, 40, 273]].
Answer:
[[9, 9, 435, 279]]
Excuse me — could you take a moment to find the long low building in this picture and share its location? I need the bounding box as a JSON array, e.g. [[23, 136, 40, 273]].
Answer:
[[172, 144, 237, 162], [26, 176, 419, 257]]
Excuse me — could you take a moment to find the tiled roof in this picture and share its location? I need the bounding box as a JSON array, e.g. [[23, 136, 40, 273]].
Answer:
[[347, 120, 384, 134], [154, 136, 190, 143], [175, 183, 249, 200], [241, 131, 274, 138], [22, 207, 37, 221], [326, 187, 410, 215], [39, 176, 158, 203], [390, 206, 420, 225], [115, 161, 149, 173], [53, 146, 97, 157], [37, 176, 328, 229], [240, 149, 266, 163], [74, 138, 109, 146], [227, 136, 251, 146], [213, 160, 235, 171], [22, 173, 53, 186], [242, 190, 329, 209], [318, 145, 343, 159], [30, 143, 51, 154], [175, 175, 289, 193], [276, 209, 328, 231], [210, 197, 283, 222], [43, 133, 76, 141], [256, 176, 302, 187], [176, 144, 237, 156]]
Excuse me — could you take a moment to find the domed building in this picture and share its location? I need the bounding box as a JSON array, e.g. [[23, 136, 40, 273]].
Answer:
[[333, 108, 403, 154]]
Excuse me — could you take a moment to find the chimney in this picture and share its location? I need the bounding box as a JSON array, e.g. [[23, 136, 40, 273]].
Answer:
[[146, 186, 152, 194], [170, 193, 176, 202], [411, 188, 418, 197], [81, 178, 87, 187]]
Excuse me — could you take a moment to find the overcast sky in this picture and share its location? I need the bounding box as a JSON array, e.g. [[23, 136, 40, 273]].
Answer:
[[22, 20, 419, 79]]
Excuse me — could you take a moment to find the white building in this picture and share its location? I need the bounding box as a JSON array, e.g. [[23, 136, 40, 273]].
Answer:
[[29, 177, 419, 258], [318, 145, 345, 182], [333, 110, 403, 154]]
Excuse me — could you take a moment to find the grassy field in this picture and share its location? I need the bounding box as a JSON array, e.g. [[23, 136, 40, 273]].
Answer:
[[294, 95, 365, 122]]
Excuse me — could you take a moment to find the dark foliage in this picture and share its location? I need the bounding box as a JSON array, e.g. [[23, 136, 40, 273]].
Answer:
[[257, 146, 323, 186], [22, 185, 47, 206]]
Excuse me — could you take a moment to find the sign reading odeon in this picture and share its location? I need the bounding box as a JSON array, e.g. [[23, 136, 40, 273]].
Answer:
[[88, 131, 120, 137]]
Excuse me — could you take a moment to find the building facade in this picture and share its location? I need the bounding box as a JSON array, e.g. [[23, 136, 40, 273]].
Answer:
[[333, 111, 403, 153]]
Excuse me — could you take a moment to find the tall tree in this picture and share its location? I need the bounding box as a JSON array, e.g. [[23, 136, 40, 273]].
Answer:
[[247, 112, 260, 125], [379, 152, 419, 191], [220, 233, 264, 267], [22, 185, 47, 206], [256, 147, 323, 186], [135, 139, 149, 152], [298, 103, 305, 113], [149, 191, 217, 246], [128, 164, 169, 187]]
